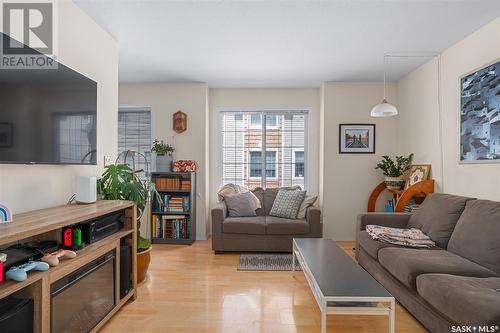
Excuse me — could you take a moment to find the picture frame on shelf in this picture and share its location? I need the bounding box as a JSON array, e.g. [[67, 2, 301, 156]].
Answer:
[[405, 164, 431, 189], [339, 124, 375, 154]]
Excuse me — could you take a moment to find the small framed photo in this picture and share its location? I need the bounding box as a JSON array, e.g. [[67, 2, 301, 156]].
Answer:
[[406, 164, 431, 189], [0, 123, 13, 148], [339, 124, 375, 154]]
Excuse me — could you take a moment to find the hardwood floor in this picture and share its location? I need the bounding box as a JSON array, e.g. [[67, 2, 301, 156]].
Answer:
[[101, 240, 427, 333]]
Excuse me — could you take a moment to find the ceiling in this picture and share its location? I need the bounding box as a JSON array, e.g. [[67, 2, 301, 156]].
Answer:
[[74, 0, 500, 87]]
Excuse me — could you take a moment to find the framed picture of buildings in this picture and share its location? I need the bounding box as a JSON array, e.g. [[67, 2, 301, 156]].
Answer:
[[460, 60, 500, 163], [339, 124, 375, 154]]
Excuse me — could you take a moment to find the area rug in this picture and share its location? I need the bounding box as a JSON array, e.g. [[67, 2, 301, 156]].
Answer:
[[238, 253, 302, 271]]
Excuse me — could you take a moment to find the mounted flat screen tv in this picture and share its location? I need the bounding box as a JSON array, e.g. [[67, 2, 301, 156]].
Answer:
[[0, 32, 97, 165]]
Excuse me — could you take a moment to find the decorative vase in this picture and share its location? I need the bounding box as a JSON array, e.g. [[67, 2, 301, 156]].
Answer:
[[137, 246, 152, 284], [385, 177, 405, 190], [155, 155, 173, 172]]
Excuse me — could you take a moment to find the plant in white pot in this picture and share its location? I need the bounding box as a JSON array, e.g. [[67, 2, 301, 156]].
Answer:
[[152, 139, 175, 172], [375, 154, 414, 190]]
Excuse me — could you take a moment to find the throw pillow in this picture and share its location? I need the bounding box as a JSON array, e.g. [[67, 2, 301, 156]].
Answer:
[[269, 189, 306, 219], [297, 195, 318, 219], [217, 183, 262, 209], [224, 192, 257, 217]]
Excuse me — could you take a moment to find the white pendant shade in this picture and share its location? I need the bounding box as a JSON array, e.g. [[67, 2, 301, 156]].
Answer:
[[370, 99, 398, 117]]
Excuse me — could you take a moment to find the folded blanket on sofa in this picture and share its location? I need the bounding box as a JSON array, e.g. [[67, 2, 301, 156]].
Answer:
[[366, 224, 436, 248]]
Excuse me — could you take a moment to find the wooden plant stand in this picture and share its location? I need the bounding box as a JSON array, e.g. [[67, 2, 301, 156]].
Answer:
[[367, 180, 435, 213]]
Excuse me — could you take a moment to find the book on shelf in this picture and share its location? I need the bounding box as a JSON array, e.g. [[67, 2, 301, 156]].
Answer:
[[152, 214, 189, 240], [154, 194, 190, 213], [155, 177, 182, 190], [404, 199, 420, 213], [385, 198, 397, 212], [180, 180, 191, 190]]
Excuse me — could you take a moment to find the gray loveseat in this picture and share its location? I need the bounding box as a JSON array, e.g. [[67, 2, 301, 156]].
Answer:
[[356, 193, 500, 333], [212, 187, 322, 253]]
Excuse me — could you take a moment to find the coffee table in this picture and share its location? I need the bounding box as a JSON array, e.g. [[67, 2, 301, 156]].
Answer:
[[293, 238, 395, 333]]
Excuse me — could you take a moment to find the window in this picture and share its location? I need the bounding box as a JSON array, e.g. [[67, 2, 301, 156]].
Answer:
[[249, 150, 277, 179], [249, 151, 261, 177], [118, 108, 152, 174], [248, 114, 278, 129], [293, 150, 305, 178], [221, 111, 307, 189]]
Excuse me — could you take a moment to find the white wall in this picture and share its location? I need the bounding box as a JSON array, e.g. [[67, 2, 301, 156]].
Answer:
[[0, 1, 118, 214], [397, 17, 500, 200], [208, 88, 321, 208], [119, 83, 210, 240], [322, 83, 398, 240], [396, 58, 443, 190]]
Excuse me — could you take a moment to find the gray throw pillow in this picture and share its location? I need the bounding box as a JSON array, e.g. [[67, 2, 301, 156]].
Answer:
[[224, 192, 257, 217], [269, 190, 306, 219]]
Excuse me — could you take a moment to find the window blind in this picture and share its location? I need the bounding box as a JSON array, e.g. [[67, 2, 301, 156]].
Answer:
[[118, 108, 152, 173]]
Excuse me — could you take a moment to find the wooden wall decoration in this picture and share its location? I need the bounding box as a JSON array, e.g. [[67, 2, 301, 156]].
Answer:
[[173, 110, 187, 134]]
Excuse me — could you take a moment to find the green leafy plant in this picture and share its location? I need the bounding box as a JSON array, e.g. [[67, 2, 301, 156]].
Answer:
[[151, 139, 175, 157], [375, 153, 414, 177], [97, 164, 161, 251]]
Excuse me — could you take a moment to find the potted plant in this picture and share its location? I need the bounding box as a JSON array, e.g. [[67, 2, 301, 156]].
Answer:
[[97, 164, 161, 283], [375, 154, 414, 190], [152, 139, 175, 172]]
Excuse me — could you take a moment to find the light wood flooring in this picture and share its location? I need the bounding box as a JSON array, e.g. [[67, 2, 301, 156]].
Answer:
[[101, 240, 427, 333]]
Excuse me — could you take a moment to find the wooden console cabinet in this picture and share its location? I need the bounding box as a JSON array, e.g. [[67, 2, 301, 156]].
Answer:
[[0, 200, 137, 333]]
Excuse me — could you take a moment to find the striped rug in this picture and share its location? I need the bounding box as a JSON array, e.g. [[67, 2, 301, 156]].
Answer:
[[238, 253, 302, 271]]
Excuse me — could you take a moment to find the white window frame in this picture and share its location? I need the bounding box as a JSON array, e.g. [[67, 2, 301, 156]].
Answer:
[[292, 148, 305, 179], [248, 148, 278, 180]]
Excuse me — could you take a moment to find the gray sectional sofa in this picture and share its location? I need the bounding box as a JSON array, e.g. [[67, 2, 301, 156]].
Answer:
[[356, 193, 500, 333], [212, 187, 322, 253]]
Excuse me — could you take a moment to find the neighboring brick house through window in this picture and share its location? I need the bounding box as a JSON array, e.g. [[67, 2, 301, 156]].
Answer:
[[221, 110, 307, 190]]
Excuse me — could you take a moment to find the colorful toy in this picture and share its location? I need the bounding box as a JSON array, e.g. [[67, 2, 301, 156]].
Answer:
[[0, 204, 12, 223], [41, 249, 77, 267]]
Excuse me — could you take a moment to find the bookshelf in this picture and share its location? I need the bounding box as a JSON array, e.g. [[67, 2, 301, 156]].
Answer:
[[367, 179, 434, 213], [150, 172, 196, 245]]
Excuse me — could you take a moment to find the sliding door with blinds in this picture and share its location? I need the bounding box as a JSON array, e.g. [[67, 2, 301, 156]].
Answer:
[[221, 111, 307, 190], [118, 107, 152, 173]]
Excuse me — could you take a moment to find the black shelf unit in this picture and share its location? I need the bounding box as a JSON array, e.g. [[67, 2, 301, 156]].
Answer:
[[150, 172, 196, 245]]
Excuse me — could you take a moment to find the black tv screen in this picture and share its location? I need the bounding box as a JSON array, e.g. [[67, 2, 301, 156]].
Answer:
[[0, 32, 97, 165]]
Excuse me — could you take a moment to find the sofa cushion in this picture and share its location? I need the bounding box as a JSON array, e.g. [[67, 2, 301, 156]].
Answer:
[[417, 274, 500, 326], [447, 199, 500, 275], [224, 192, 257, 217], [269, 190, 306, 219], [265, 216, 309, 235], [378, 247, 498, 289], [223, 216, 266, 234], [357, 231, 400, 259], [407, 193, 473, 248]]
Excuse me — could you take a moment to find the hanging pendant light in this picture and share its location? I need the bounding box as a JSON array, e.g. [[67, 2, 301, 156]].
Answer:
[[371, 55, 398, 117]]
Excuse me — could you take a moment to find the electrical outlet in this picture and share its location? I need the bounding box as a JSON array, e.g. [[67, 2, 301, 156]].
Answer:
[[103, 156, 113, 166]]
